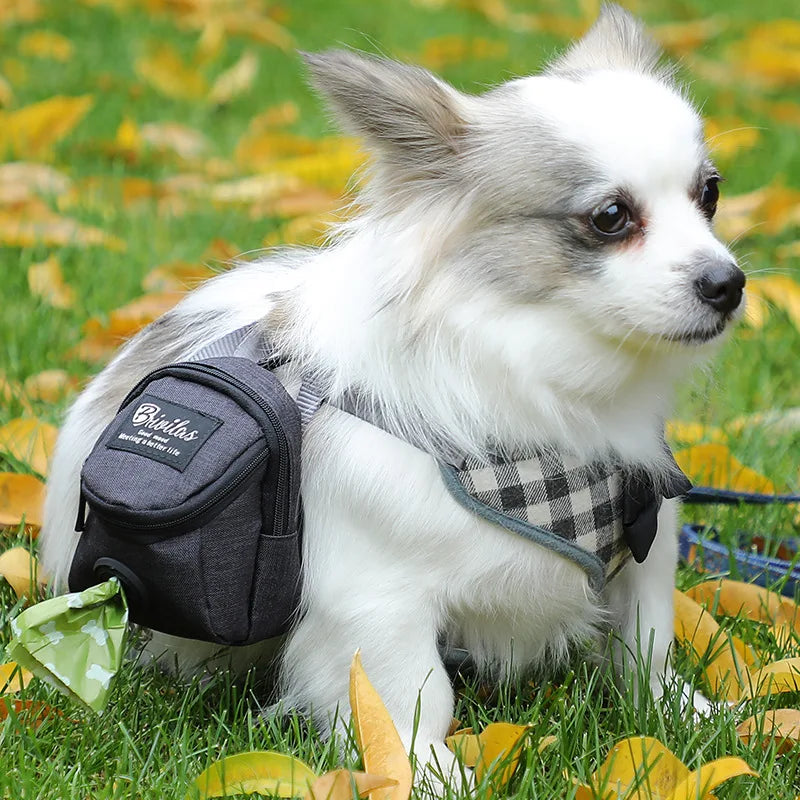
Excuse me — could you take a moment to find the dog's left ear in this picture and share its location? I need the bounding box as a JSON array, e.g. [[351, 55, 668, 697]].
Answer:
[[302, 50, 466, 179]]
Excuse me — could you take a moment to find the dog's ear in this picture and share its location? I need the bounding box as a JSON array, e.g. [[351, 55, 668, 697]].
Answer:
[[547, 3, 670, 81], [302, 50, 465, 177]]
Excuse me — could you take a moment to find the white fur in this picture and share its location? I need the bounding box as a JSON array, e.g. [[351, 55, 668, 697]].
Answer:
[[40, 6, 742, 787]]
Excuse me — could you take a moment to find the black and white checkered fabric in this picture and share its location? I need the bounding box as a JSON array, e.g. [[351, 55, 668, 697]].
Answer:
[[451, 450, 630, 584]]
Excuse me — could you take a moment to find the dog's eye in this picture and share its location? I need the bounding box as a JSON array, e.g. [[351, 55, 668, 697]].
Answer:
[[700, 178, 720, 220], [590, 201, 631, 237]]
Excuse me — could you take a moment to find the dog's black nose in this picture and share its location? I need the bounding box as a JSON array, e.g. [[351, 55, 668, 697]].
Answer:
[[695, 261, 746, 314]]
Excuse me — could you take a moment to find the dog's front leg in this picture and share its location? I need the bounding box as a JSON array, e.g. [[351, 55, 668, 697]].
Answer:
[[280, 579, 462, 788], [605, 498, 711, 714]]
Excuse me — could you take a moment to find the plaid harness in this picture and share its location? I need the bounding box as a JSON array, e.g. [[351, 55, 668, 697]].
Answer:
[[196, 325, 691, 592]]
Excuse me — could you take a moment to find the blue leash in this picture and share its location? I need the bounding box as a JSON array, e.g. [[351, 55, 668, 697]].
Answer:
[[683, 486, 800, 505]]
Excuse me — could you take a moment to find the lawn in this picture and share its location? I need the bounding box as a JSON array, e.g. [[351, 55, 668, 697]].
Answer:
[[1, 0, 799, 797]]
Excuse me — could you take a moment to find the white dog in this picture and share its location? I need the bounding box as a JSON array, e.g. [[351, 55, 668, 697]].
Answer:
[[41, 4, 744, 783]]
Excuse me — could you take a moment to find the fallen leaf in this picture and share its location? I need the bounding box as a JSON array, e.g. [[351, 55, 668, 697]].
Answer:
[[674, 589, 751, 700], [749, 657, 800, 698], [306, 771, 397, 800], [704, 117, 760, 159], [746, 276, 800, 332], [246, 101, 300, 130], [673, 443, 775, 495], [189, 751, 317, 799], [732, 20, 800, 87], [23, 369, 79, 403], [665, 421, 727, 447], [714, 185, 800, 243], [349, 651, 412, 800], [234, 131, 319, 172], [0, 74, 13, 107], [0, 417, 58, 476], [0, 662, 33, 695], [474, 722, 529, 794], [262, 212, 338, 248], [0, 162, 71, 206], [670, 757, 757, 800], [0, 547, 43, 600], [136, 43, 207, 100], [27, 256, 75, 309], [141, 261, 218, 293], [445, 732, 482, 767], [83, 291, 183, 340], [18, 30, 73, 61], [0, 472, 45, 529], [728, 408, 800, 437], [416, 35, 508, 69], [210, 173, 301, 205], [737, 709, 800, 754], [195, 20, 226, 65], [209, 50, 258, 105], [653, 18, 722, 55], [141, 121, 210, 160], [0, 698, 60, 728], [0, 95, 93, 159], [0, 206, 125, 250]]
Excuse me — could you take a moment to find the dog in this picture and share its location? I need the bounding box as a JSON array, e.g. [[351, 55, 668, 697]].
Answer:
[[41, 3, 744, 786]]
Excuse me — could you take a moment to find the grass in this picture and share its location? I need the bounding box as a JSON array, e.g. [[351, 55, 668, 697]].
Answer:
[[1, 0, 799, 797]]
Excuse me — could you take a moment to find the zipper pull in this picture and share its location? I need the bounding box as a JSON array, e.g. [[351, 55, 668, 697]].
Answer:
[[75, 491, 87, 532]]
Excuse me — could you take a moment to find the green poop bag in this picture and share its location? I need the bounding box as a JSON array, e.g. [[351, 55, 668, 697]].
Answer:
[[7, 579, 128, 713]]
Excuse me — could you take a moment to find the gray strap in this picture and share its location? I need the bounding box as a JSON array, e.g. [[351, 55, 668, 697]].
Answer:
[[296, 377, 326, 429]]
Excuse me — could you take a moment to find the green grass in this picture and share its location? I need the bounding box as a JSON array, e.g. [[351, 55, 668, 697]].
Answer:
[[1, 0, 800, 797]]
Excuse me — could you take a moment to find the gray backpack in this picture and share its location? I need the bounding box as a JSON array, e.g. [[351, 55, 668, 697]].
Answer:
[[69, 354, 303, 646]]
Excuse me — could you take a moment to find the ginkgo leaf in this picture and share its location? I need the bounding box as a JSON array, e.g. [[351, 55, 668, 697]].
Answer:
[[194, 11, 294, 52], [416, 35, 508, 69], [0, 95, 93, 159], [670, 758, 756, 800], [704, 117, 760, 159], [23, 369, 79, 403], [474, 722, 530, 795], [18, 30, 74, 61], [732, 20, 800, 87], [673, 589, 751, 700], [141, 122, 210, 160], [748, 657, 800, 698], [665, 421, 727, 446], [141, 261, 218, 293], [0, 472, 45, 529], [83, 291, 183, 340], [349, 651, 413, 800], [0, 417, 58, 476], [27, 256, 75, 309], [445, 732, 482, 767], [746, 276, 800, 332], [188, 751, 317, 799], [736, 709, 800, 754], [0, 207, 125, 250], [0, 547, 44, 600], [0, 162, 71, 206], [209, 50, 258, 105], [234, 131, 319, 172], [210, 174, 301, 205], [673, 444, 775, 494], [136, 43, 207, 100], [195, 20, 226, 65], [0, 662, 34, 695], [306, 771, 397, 800]]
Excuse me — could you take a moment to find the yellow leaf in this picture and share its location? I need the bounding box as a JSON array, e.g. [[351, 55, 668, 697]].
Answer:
[[749, 657, 800, 697], [142, 261, 218, 293], [141, 122, 210, 160], [736, 709, 800, 754], [0, 162, 71, 206], [0, 662, 34, 696], [445, 733, 481, 767], [670, 758, 756, 800], [673, 590, 750, 700], [0, 547, 43, 600], [268, 142, 366, 190], [263, 213, 339, 248], [306, 771, 397, 800], [0, 95, 93, 159], [136, 43, 207, 100], [115, 117, 142, 153], [189, 751, 317, 799], [27, 256, 75, 309], [246, 102, 300, 130], [673, 443, 775, 494], [234, 131, 319, 172], [18, 30, 73, 61], [665, 421, 726, 447], [747, 276, 800, 332], [417, 35, 508, 69], [209, 50, 258, 105], [210, 174, 301, 205], [653, 18, 722, 56], [195, 21, 226, 65], [0, 207, 125, 250], [474, 722, 529, 795], [732, 20, 800, 87], [23, 369, 79, 404], [714, 185, 800, 242], [349, 651, 412, 800], [202, 12, 294, 52], [0, 74, 13, 107], [704, 117, 760, 160], [82, 291, 184, 342], [0, 417, 58, 476], [0, 472, 45, 529]]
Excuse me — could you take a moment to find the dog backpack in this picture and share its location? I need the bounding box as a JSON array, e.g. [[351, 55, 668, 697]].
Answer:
[[68, 329, 309, 646]]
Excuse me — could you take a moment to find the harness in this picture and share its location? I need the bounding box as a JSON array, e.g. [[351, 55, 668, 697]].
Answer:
[[194, 324, 691, 592]]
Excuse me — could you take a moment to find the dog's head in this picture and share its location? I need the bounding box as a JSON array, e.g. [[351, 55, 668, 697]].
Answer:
[[304, 4, 744, 352]]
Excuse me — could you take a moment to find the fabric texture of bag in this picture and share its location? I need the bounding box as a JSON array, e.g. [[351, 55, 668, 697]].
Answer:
[[68, 356, 302, 646]]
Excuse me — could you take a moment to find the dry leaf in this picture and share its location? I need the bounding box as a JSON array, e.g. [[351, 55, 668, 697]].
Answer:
[[445, 732, 482, 767], [653, 18, 722, 56], [474, 723, 529, 794], [83, 291, 183, 340], [0, 206, 125, 250], [746, 276, 800, 332], [263, 213, 338, 248], [0, 698, 61, 728], [0, 162, 71, 206], [665, 421, 727, 447], [748, 657, 800, 698], [234, 131, 318, 172], [23, 369, 79, 403], [210, 173, 301, 205], [0, 417, 58, 476], [209, 50, 258, 105], [246, 101, 300, 130], [189, 751, 317, 799], [417, 35, 508, 69], [0, 662, 33, 695], [27, 256, 75, 309], [0, 95, 93, 159], [18, 30, 73, 61], [349, 651, 413, 800], [732, 20, 800, 87], [306, 771, 397, 800], [141, 122, 210, 160], [736, 709, 800, 754], [0, 74, 13, 107], [571, 736, 755, 800], [141, 260, 218, 293], [0, 547, 43, 600], [195, 20, 226, 65], [673, 589, 751, 700], [136, 43, 207, 100], [0, 472, 45, 529], [673, 443, 775, 494], [714, 185, 800, 242], [705, 117, 760, 159]]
